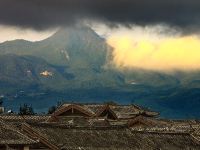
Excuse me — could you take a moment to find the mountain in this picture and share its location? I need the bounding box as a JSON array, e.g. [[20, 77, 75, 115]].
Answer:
[[0, 26, 108, 67], [0, 25, 200, 119], [0, 26, 180, 89], [0, 54, 70, 93], [0, 26, 125, 89]]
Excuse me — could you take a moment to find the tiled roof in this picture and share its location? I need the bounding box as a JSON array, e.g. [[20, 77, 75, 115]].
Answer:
[[0, 115, 50, 123], [191, 126, 200, 143], [0, 113, 199, 149], [53, 103, 159, 119], [0, 119, 37, 145], [25, 122, 200, 150]]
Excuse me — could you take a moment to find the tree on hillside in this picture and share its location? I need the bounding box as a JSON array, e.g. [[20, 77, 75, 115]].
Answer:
[[0, 97, 4, 114], [19, 104, 35, 115], [0, 97, 3, 107], [47, 101, 63, 114], [48, 106, 56, 114], [104, 100, 118, 106]]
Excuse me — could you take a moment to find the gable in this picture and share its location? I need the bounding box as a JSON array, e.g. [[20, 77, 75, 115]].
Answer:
[[53, 104, 94, 117], [97, 105, 118, 120], [59, 107, 90, 117]]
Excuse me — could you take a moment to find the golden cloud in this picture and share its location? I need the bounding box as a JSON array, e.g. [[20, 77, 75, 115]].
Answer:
[[107, 35, 200, 71]]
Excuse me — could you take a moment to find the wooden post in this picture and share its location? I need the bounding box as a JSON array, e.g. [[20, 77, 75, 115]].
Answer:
[[72, 105, 74, 114], [5, 145, 9, 150], [23, 145, 29, 150]]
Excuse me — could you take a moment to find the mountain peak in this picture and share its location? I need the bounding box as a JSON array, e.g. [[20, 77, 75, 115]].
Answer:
[[44, 25, 104, 44], [36, 25, 109, 68]]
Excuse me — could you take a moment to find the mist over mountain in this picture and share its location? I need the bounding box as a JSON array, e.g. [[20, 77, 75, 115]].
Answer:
[[0, 25, 200, 119]]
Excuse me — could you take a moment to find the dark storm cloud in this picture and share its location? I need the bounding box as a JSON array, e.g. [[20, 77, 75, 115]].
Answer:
[[1, 0, 200, 32]]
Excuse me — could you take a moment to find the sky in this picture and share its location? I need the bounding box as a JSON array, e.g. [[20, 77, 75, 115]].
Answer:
[[1, 0, 200, 71], [0, 25, 55, 42]]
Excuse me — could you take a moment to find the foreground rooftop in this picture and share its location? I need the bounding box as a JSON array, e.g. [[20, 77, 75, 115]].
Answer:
[[0, 103, 200, 150]]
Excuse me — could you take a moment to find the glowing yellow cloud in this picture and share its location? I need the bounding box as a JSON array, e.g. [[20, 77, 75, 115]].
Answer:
[[107, 35, 200, 71]]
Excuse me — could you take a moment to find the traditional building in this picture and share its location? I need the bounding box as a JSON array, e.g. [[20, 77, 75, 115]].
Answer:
[[47, 103, 159, 123], [0, 103, 200, 150]]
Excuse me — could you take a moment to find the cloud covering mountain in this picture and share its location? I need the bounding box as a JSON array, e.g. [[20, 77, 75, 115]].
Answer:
[[1, 0, 200, 34], [108, 33, 200, 71]]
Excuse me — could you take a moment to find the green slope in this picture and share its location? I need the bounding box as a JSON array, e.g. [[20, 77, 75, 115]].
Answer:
[[0, 54, 70, 93]]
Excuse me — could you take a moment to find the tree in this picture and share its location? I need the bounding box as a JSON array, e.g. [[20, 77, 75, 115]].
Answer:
[[19, 104, 35, 115], [48, 106, 56, 114], [104, 100, 118, 106], [47, 101, 63, 114], [0, 96, 3, 107], [0, 97, 4, 114]]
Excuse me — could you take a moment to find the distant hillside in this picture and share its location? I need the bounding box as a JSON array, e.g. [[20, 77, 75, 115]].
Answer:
[[0, 54, 70, 93], [0, 25, 200, 119]]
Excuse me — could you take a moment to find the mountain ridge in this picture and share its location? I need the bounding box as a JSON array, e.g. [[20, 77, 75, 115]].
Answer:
[[0, 25, 200, 118]]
